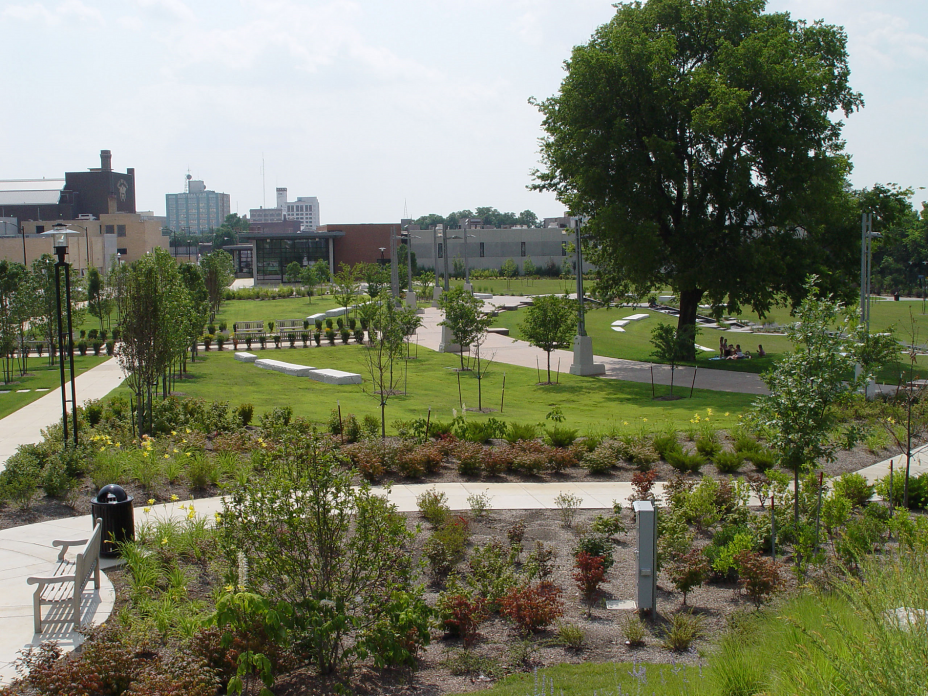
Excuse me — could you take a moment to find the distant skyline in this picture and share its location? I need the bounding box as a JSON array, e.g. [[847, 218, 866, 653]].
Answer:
[[1, 0, 925, 224]]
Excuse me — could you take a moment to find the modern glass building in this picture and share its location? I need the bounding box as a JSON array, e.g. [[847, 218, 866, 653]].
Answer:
[[242, 230, 343, 284], [165, 179, 231, 234]]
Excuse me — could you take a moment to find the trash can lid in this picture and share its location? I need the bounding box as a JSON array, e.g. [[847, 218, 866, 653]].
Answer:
[[95, 484, 129, 503]]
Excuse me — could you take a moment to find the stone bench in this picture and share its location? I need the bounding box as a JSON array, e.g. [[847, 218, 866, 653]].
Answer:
[[308, 369, 362, 385], [473, 293, 493, 300], [27, 518, 102, 633], [624, 313, 650, 321], [234, 352, 257, 363], [487, 327, 509, 336], [307, 312, 328, 324], [325, 306, 351, 318], [254, 359, 317, 377]]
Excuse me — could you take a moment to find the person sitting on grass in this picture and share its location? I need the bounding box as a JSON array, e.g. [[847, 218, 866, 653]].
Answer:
[[757, 344, 766, 358]]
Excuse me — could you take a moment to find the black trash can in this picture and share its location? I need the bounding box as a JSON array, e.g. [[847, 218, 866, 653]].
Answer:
[[90, 484, 135, 557]]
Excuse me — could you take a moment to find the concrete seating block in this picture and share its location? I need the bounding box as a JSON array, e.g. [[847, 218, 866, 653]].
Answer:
[[487, 327, 509, 336], [611, 320, 630, 327], [325, 307, 349, 318], [307, 313, 327, 323], [234, 352, 257, 363], [308, 369, 362, 385], [611, 326, 626, 332], [658, 295, 675, 303], [254, 359, 317, 377], [625, 313, 650, 321], [473, 293, 493, 300]]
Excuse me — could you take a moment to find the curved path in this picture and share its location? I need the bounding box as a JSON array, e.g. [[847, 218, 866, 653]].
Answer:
[[2, 447, 926, 685]]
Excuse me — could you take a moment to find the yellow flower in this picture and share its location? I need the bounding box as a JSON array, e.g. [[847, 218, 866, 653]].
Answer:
[[164, 454, 170, 459], [161, 538, 168, 545], [170, 494, 179, 502], [214, 512, 222, 522], [725, 412, 729, 417], [185, 428, 191, 434], [224, 584, 234, 593], [148, 498, 155, 505], [187, 511, 195, 520], [182, 439, 187, 444], [173, 448, 179, 454], [623, 421, 629, 426], [171, 430, 177, 436], [179, 504, 187, 511], [115, 443, 121, 448], [642, 418, 647, 422], [707, 408, 713, 416], [143, 507, 151, 514], [186, 452, 192, 457], [99, 447, 105, 452], [142, 451, 149, 458]]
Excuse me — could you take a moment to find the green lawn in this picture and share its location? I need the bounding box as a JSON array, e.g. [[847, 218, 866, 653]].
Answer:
[[494, 303, 928, 382], [447, 662, 704, 696], [214, 296, 345, 326], [117, 344, 753, 433], [0, 355, 110, 419]]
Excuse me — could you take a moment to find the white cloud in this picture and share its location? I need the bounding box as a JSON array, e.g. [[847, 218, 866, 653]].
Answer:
[[2, 0, 103, 24]]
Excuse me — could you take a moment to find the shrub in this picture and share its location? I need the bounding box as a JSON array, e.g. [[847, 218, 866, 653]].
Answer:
[[437, 591, 488, 646], [621, 615, 647, 647], [361, 590, 434, 669], [84, 400, 104, 427], [666, 449, 707, 473], [467, 491, 493, 518], [545, 425, 578, 447], [424, 516, 470, 577], [500, 581, 564, 634], [695, 432, 722, 457], [629, 469, 658, 502], [832, 472, 874, 508], [506, 421, 539, 443], [875, 471, 928, 510], [396, 440, 444, 477], [0, 451, 42, 508], [714, 450, 744, 474], [745, 449, 776, 472], [734, 550, 785, 607], [105, 339, 115, 355], [662, 612, 704, 651], [590, 507, 626, 537], [340, 329, 350, 344], [619, 437, 660, 470], [652, 431, 682, 459], [574, 534, 615, 570], [667, 549, 710, 605], [524, 541, 556, 580], [313, 331, 321, 346], [417, 487, 450, 526], [235, 403, 254, 427], [554, 491, 582, 528], [467, 540, 519, 610], [583, 440, 621, 474], [705, 528, 755, 578], [353, 328, 364, 343], [452, 439, 486, 476], [92, 339, 103, 356], [341, 440, 386, 480], [186, 452, 215, 489], [555, 622, 585, 650], [573, 552, 607, 614], [77, 340, 88, 356], [216, 335, 225, 351]]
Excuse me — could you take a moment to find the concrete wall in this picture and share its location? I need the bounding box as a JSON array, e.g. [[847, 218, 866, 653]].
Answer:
[[409, 227, 569, 273]]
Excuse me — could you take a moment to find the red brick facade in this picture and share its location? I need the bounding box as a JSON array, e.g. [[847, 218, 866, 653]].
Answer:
[[321, 223, 400, 268]]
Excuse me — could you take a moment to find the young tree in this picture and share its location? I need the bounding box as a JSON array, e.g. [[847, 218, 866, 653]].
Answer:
[[332, 263, 360, 315], [30, 255, 85, 365], [86, 266, 110, 331], [199, 249, 234, 324], [118, 249, 191, 436], [437, 286, 492, 371], [532, 0, 863, 358], [500, 259, 519, 289], [312, 258, 331, 286], [177, 263, 209, 369], [519, 294, 575, 384], [285, 261, 303, 285], [299, 264, 318, 304], [0, 261, 24, 384], [649, 323, 695, 397], [358, 262, 389, 299], [753, 278, 867, 525], [219, 434, 418, 674], [363, 301, 421, 437]]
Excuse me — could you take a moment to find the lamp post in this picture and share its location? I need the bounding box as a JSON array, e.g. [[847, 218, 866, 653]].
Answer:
[[462, 232, 476, 291], [400, 227, 420, 310], [567, 217, 605, 376], [438, 227, 463, 353], [858, 212, 880, 398], [432, 225, 442, 304], [43, 223, 80, 446]]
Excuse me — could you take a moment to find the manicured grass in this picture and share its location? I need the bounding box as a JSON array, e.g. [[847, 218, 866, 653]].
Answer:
[[117, 344, 753, 432], [447, 662, 704, 696], [494, 304, 928, 381], [0, 355, 110, 419], [214, 295, 344, 326]]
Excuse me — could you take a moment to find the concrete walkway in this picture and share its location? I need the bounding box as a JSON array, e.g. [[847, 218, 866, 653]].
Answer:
[[416, 297, 769, 395], [0, 359, 126, 470]]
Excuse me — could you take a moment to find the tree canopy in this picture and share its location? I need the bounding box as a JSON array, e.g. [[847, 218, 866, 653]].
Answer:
[[519, 295, 576, 383], [413, 207, 541, 229], [532, 0, 864, 357]]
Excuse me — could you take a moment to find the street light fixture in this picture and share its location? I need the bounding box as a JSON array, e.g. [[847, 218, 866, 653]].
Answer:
[[42, 223, 80, 446], [399, 227, 420, 310], [462, 233, 477, 291], [566, 217, 604, 376]]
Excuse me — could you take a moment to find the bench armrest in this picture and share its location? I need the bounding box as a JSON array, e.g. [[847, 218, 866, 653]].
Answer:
[[52, 538, 89, 561], [27, 574, 76, 586]]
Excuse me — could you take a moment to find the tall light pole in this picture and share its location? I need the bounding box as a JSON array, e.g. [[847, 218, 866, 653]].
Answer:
[[462, 232, 476, 291], [43, 224, 80, 446], [432, 225, 442, 305], [858, 212, 880, 398], [400, 227, 420, 310], [568, 217, 604, 376], [438, 227, 462, 354]]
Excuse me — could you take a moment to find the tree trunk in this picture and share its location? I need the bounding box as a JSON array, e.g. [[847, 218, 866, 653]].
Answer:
[[547, 351, 552, 384], [677, 288, 704, 361], [794, 468, 800, 528]]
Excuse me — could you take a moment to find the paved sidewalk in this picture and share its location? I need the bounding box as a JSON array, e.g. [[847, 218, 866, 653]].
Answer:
[[0, 359, 126, 471], [416, 298, 768, 395]]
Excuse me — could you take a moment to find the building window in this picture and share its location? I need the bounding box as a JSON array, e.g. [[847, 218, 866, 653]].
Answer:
[[561, 241, 568, 257], [438, 243, 443, 259], [520, 241, 526, 257], [117, 225, 127, 237], [35, 225, 44, 234], [117, 248, 127, 256], [479, 242, 485, 258]]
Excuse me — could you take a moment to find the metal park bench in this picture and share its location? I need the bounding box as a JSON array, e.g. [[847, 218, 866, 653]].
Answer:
[[233, 321, 264, 339]]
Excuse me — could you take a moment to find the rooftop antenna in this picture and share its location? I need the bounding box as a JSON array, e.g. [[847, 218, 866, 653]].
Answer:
[[262, 154, 266, 209], [185, 169, 192, 193]]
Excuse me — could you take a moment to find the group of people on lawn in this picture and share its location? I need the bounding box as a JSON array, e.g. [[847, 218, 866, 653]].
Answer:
[[720, 337, 765, 360]]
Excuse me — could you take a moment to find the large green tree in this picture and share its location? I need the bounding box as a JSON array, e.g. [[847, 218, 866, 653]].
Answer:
[[532, 0, 863, 358], [199, 250, 234, 323]]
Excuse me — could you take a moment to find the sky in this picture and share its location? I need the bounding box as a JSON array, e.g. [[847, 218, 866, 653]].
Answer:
[[1, 0, 926, 224]]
